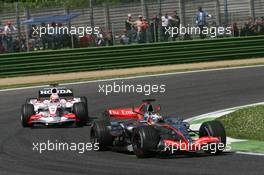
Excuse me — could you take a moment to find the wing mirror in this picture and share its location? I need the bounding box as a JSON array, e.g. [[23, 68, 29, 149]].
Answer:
[[155, 105, 161, 111]]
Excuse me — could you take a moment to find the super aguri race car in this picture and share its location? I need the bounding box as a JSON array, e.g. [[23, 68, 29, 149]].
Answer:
[[21, 86, 89, 127], [90, 99, 226, 158]]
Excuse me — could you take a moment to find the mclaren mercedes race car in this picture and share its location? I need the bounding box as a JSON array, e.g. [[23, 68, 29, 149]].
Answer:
[[21, 86, 89, 127], [90, 99, 226, 158]]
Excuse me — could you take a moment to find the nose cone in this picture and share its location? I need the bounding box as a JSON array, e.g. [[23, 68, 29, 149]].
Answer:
[[49, 105, 58, 116]]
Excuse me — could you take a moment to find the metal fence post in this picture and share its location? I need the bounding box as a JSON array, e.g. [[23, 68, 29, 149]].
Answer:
[[65, 7, 74, 49], [154, 20, 157, 43], [141, 0, 149, 43], [179, 0, 185, 26], [24, 5, 30, 52], [104, 3, 111, 32], [157, 0, 162, 42], [89, 0, 96, 47], [15, 2, 21, 40], [215, 0, 221, 25], [89, 0, 94, 29], [249, 0, 256, 20], [224, 0, 229, 25], [157, 0, 161, 17], [111, 22, 115, 45]]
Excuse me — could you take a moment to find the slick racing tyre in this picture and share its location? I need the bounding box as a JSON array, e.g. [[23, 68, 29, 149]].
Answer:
[[90, 120, 113, 151], [132, 126, 160, 158], [80, 96, 88, 112], [73, 102, 88, 127], [21, 104, 35, 127], [80, 96, 89, 122], [199, 120, 226, 154]]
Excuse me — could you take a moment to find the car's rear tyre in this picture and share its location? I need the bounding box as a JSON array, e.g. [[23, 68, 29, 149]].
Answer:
[[21, 104, 34, 127], [132, 126, 160, 158], [199, 120, 226, 154], [73, 102, 88, 127], [90, 120, 113, 151]]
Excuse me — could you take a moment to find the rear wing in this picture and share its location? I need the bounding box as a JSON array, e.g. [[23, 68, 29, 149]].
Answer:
[[38, 87, 74, 98]]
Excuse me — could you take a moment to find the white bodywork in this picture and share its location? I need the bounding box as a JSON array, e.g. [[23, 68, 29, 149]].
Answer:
[[27, 97, 82, 125]]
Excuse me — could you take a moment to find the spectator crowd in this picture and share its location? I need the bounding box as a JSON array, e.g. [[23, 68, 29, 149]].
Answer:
[[0, 8, 264, 54]]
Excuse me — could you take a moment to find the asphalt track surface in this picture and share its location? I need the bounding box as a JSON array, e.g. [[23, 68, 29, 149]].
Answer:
[[0, 66, 264, 175]]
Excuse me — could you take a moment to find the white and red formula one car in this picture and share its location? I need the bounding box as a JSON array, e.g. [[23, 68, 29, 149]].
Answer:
[[21, 86, 89, 127]]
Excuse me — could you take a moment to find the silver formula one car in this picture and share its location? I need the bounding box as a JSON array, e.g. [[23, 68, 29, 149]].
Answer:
[[21, 86, 89, 127]]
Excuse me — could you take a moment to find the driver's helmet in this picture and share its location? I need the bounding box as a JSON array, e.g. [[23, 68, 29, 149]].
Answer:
[[50, 94, 60, 103], [145, 113, 163, 124]]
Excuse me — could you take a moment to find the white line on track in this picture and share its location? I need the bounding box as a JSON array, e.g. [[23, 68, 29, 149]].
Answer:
[[1, 64, 264, 93], [186, 102, 264, 122], [236, 151, 264, 156]]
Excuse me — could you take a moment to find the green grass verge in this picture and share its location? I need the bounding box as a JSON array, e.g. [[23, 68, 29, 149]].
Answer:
[[217, 105, 264, 141], [231, 140, 264, 153]]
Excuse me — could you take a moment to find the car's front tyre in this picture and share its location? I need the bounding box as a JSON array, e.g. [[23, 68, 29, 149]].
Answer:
[[73, 102, 88, 127], [21, 104, 34, 127], [199, 120, 226, 154], [132, 126, 160, 158]]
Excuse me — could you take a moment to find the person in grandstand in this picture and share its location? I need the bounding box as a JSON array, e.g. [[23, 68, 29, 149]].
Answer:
[[120, 29, 130, 45], [149, 15, 159, 43], [0, 23, 5, 53], [134, 15, 145, 43], [195, 7, 212, 38], [169, 11, 181, 41], [3, 21, 17, 52], [125, 14, 135, 43], [161, 13, 172, 42]]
